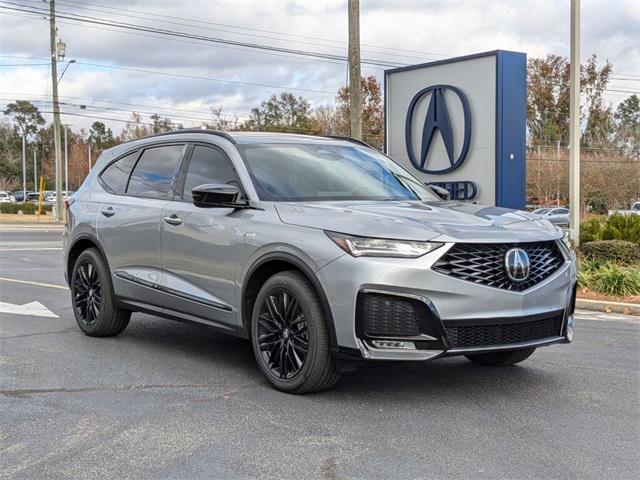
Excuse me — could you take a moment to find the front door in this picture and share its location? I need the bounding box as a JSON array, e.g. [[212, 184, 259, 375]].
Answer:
[[160, 143, 245, 331]]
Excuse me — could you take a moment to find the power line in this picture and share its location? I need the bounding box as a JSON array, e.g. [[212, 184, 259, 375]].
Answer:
[[0, 3, 405, 68], [51, 0, 451, 61]]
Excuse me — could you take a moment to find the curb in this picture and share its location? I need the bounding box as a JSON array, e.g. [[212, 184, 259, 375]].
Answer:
[[576, 298, 640, 315]]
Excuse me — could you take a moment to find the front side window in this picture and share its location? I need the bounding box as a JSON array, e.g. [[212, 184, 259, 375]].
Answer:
[[238, 144, 441, 202], [100, 151, 139, 194], [127, 145, 185, 199], [182, 145, 240, 201]]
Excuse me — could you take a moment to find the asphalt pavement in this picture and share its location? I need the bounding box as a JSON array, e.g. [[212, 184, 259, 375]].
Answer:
[[1, 227, 639, 479]]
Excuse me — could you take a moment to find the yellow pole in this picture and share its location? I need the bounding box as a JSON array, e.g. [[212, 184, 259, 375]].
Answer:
[[37, 176, 45, 218]]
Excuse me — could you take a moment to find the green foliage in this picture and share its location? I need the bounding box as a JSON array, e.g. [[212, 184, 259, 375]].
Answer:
[[579, 217, 606, 243], [601, 214, 640, 243], [0, 203, 53, 214], [244, 92, 314, 133], [3, 100, 45, 138], [579, 214, 640, 244], [614, 94, 640, 155], [578, 240, 640, 265], [578, 261, 640, 298], [88, 121, 118, 149], [587, 196, 608, 215]]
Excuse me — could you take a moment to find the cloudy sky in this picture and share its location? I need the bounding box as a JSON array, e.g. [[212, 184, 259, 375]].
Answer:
[[1, 0, 638, 134]]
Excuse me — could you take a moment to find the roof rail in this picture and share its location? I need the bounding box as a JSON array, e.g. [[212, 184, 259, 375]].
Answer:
[[121, 129, 236, 145], [325, 135, 374, 149]]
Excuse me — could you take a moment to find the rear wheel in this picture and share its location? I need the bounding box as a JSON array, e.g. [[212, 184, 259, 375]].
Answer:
[[71, 248, 130, 337], [465, 348, 536, 366], [251, 271, 340, 393]]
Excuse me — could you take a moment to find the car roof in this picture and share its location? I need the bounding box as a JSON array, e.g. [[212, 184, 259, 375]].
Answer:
[[120, 129, 367, 147]]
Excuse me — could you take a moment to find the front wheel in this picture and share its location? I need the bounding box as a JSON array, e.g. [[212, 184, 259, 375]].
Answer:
[[251, 271, 340, 393], [465, 348, 536, 366]]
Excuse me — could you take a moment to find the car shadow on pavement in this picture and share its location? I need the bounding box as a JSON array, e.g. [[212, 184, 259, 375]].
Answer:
[[114, 314, 563, 400]]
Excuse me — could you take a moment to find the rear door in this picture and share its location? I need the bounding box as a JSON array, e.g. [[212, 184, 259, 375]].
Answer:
[[97, 143, 186, 309], [159, 142, 245, 331]]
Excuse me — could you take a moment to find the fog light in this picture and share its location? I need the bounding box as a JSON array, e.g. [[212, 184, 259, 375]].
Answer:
[[371, 340, 416, 350], [566, 315, 574, 342]]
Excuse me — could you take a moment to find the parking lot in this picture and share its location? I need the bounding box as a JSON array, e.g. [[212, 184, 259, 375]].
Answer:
[[1, 226, 639, 479]]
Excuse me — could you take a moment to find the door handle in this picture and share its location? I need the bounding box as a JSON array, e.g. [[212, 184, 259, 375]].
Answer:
[[163, 214, 183, 226], [100, 207, 115, 217]]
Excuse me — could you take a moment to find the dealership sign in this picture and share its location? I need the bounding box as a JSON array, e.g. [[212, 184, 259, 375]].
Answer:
[[385, 50, 527, 208]]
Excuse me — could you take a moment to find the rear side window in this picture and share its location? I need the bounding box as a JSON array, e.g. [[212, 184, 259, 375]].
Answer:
[[127, 145, 185, 199], [100, 151, 139, 194], [182, 145, 240, 201]]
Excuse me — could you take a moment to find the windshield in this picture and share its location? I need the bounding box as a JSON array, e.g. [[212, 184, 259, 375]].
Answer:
[[239, 143, 441, 202]]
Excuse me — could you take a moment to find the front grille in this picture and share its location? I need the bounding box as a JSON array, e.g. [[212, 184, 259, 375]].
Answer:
[[444, 314, 563, 348], [357, 293, 420, 337], [432, 241, 565, 291]]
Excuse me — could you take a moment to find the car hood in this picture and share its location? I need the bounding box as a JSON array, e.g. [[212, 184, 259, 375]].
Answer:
[[274, 201, 562, 243]]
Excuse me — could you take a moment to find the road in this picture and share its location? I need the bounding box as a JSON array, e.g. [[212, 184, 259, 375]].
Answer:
[[1, 227, 639, 479]]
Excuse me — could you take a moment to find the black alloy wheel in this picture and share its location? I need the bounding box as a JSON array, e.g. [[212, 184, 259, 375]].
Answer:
[[250, 271, 340, 393], [73, 260, 102, 326], [70, 248, 131, 337], [256, 288, 309, 380]]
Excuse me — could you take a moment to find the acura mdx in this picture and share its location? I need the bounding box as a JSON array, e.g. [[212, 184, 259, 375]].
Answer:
[[63, 130, 576, 393]]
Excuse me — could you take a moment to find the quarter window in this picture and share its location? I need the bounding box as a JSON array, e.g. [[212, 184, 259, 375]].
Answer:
[[100, 151, 139, 194], [127, 145, 185, 199], [182, 145, 240, 201]]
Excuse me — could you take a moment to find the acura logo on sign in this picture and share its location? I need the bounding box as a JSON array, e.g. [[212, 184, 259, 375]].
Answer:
[[405, 85, 472, 174], [504, 248, 530, 283]]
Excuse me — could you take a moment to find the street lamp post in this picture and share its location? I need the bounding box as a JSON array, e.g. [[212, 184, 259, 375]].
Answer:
[[569, 0, 581, 245]]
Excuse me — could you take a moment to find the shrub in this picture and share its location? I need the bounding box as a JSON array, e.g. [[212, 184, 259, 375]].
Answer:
[[0, 203, 53, 215], [578, 240, 640, 265], [579, 217, 606, 243], [579, 214, 640, 245], [601, 214, 640, 244], [578, 261, 640, 297], [592, 264, 640, 297]]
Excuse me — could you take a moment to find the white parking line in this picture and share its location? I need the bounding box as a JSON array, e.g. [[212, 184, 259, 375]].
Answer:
[[0, 277, 68, 290]]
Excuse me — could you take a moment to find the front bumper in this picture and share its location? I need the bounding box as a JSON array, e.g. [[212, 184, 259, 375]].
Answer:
[[317, 242, 576, 362]]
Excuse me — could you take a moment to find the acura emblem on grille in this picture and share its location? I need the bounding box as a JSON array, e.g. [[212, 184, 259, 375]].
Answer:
[[504, 248, 530, 282]]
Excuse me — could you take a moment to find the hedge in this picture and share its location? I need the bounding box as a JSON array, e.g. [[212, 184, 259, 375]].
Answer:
[[580, 214, 640, 245], [0, 203, 53, 214], [578, 240, 640, 265]]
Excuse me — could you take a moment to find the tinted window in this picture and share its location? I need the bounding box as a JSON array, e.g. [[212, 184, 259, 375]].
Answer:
[[239, 144, 440, 202], [100, 151, 139, 194], [182, 145, 239, 201], [127, 145, 185, 199]]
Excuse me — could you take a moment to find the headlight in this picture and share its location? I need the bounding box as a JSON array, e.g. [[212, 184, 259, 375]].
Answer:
[[325, 231, 443, 258]]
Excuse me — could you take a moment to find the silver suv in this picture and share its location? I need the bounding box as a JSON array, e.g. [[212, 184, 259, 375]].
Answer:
[[64, 130, 576, 393]]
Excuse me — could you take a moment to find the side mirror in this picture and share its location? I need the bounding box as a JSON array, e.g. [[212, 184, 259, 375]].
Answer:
[[191, 183, 246, 208], [429, 185, 451, 201]]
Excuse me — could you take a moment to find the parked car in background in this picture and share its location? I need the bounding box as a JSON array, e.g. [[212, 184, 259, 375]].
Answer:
[[63, 130, 576, 393], [26, 192, 40, 203], [533, 207, 569, 226], [0, 191, 16, 203], [44, 191, 71, 204], [608, 202, 640, 217], [11, 191, 25, 202]]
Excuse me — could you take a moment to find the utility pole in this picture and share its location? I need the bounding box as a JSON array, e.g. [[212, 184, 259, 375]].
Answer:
[[22, 135, 26, 201], [88, 142, 92, 172], [33, 149, 37, 193], [348, 0, 362, 140], [556, 140, 561, 207], [49, 0, 63, 221], [569, 0, 581, 245], [64, 124, 68, 194]]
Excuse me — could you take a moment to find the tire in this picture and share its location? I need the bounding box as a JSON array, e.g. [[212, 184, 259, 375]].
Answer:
[[465, 348, 536, 366], [250, 271, 340, 393], [70, 248, 131, 337]]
